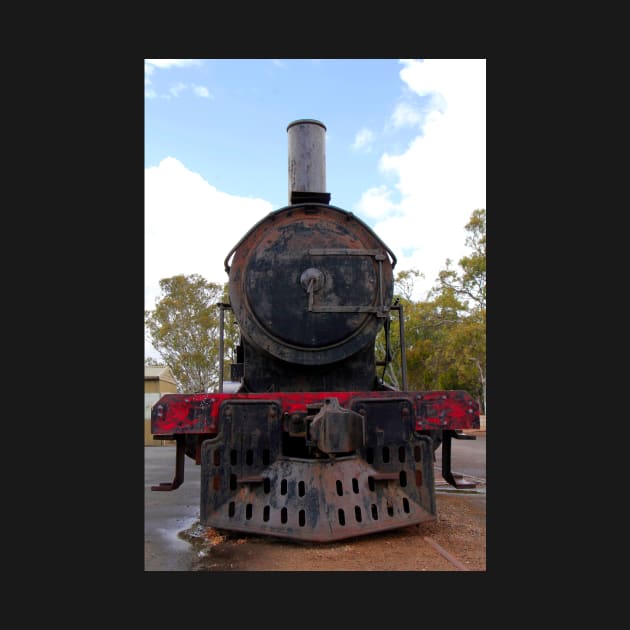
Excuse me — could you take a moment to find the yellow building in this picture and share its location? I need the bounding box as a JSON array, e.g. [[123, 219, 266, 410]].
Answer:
[[144, 365, 178, 446]]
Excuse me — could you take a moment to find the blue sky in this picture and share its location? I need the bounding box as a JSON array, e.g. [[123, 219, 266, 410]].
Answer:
[[145, 59, 486, 360]]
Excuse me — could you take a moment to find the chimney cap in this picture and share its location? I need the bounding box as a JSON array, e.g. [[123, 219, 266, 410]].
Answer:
[[287, 119, 326, 132]]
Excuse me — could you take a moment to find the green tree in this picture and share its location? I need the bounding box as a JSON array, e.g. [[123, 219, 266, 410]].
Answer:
[[379, 209, 486, 414], [431, 208, 486, 412], [378, 268, 468, 391], [405, 289, 467, 390], [394, 268, 424, 302], [434, 208, 486, 311], [144, 274, 238, 393]]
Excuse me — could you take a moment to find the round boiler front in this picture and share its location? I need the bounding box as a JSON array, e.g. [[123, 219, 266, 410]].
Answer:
[[227, 204, 395, 366]]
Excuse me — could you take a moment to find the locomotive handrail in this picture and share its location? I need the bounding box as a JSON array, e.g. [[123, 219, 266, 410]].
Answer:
[[223, 203, 397, 273]]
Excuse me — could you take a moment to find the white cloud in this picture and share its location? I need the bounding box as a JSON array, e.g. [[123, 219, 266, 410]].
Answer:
[[272, 59, 287, 68], [145, 157, 274, 305], [390, 102, 424, 129], [360, 59, 486, 301], [144, 59, 205, 100], [355, 185, 397, 220], [192, 84, 212, 98], [145, 157, 274, 357], [169, 82, 187, 97], [145, 59, 202, 69], [352, 128, 375, 152]]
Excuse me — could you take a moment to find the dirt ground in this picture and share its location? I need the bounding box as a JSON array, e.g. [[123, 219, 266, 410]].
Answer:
[[179, 483, 486, 572]]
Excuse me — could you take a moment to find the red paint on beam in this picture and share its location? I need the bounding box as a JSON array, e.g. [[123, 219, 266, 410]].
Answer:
[[151, 390, 479, 435]]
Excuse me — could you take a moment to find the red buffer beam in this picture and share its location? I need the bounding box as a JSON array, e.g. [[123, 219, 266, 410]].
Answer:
[[151, 389, 480, 436]]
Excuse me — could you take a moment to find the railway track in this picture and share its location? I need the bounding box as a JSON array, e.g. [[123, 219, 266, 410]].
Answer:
[[424, 469, 486, 570], [422, 536, 471, 571]]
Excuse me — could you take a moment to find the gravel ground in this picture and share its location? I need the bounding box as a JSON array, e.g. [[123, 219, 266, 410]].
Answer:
[[146, 433, 486, 571], [179, 479, 485, 571]]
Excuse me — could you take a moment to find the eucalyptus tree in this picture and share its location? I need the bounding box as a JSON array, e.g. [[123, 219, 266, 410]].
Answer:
[[145, 274, 239, 394]]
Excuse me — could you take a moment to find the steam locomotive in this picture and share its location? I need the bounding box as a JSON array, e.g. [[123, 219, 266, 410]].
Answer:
[[150, 120, 480, 542]]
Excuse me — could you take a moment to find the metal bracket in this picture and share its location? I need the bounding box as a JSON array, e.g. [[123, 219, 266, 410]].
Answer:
[[441, 431, 477, 489], [151, 435, 185, 491]]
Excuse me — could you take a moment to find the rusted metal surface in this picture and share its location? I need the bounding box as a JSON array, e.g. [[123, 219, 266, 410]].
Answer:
[[287, 119, 327, 202], [201, 452, 436, 542], [151, 390, 480, 531], [308, 397, 365, 454], [151, 389, 480, 436], [198, 397, 437, 542], [226, 204, 395, 368]]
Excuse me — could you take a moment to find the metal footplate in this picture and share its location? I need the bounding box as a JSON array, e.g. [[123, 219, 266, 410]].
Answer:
[[200, 397, 436, 542]]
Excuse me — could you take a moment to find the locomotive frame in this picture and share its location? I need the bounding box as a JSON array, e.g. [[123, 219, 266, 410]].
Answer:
[[150, 120, 480, 542]]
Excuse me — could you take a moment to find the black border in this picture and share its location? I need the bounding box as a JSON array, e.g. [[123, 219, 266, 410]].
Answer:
[[52, 53, 521, 608]]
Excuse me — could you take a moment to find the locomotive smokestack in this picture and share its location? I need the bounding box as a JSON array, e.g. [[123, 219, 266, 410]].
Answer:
[[287, 119, 331, 205]]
